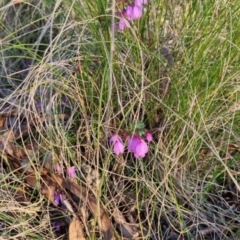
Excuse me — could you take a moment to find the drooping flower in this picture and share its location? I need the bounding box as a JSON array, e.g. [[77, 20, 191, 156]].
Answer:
[[126, 5, 143, 20], [110, 134, 124, 155], [119, 16, 130, 31], [145, 132, 153, 142], [54, 192, 63, 206], [134, 138, 148, 158], [116, 0, 148, 32], [128, 136, 139, 152], [128, 136, 148, 158], [67, 166, 76, 179]]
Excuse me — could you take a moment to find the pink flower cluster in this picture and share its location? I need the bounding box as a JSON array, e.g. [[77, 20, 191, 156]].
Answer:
[[118, 0, 148, 31], [110, 132, 152, 158]]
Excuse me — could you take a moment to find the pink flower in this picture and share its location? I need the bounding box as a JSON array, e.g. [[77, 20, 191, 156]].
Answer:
[[119, 17, 130, 31], [133, 138, 148, 158], [54, 192, 63, 206], [110, 134, 124, 155], [126, 5, 143, 20], [134, 0, 148, 6], [145, 132, 153, 142], [128, 136, 139, 152], [67, 166, 76, 179], [128, 136, 148, 158]]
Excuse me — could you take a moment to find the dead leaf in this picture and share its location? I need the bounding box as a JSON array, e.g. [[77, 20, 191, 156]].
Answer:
[[53, 174, 115, 240], [69, 219, 85, 240], [0, 116, 7, 127], [3, 136, 114, 240], [113, 207, 136, 239], [41, 184, 56, 205], [0, 128, 15, 142], [14, 185, 30, 204]]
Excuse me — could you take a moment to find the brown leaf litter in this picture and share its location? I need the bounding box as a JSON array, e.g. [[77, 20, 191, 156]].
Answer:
[[0, 110, 114, 240]]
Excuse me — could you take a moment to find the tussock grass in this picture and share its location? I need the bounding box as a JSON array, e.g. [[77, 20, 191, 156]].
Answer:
[[0, 0, 240, 239]]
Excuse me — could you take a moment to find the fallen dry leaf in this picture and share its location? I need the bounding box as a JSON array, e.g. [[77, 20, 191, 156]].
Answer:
[[14, 185, 30, 204], [53, 174, 115, 240], [69, 219, 85, 240], [41, 184, 56, 205], [0, 116, 7, 127], [113, 207, 136, 239]]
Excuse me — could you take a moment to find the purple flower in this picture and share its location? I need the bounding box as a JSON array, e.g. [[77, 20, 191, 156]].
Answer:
[[38, 87, 46, 94], [54, 192, 63, 206], [52, 221, 61, 231], [128, 136, 148, 158], [145, 132, 153, 142], [67, 166, 76, 179], [126, 5, 143, 20], [110, 134, 124, 155], [36, 101, 42, 109], [61, 95, 69, 103]]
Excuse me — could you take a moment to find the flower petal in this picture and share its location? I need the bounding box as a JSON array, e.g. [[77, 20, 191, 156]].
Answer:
[[126, 5, 142, 20], [114, 141, 124, 155], [145, 132, 153, 142], [110, 134, 122, 144], [110, 134, 124, 155], [52, 222, 61, 232], [128, 136, 139, 152], [67, 166, 76, 179], [133, 139, 148, 158], [54, 192, 63, 206], [119, 17, 130, 31]]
